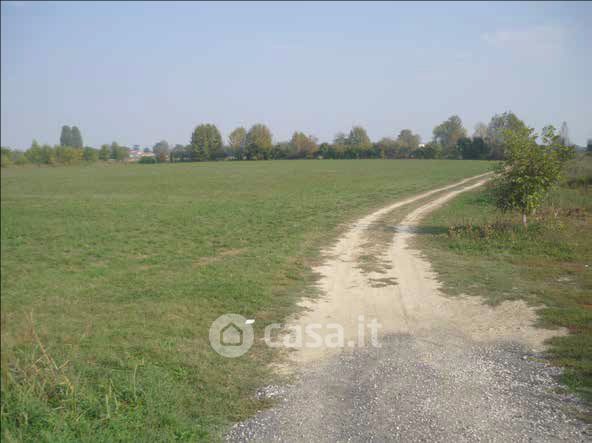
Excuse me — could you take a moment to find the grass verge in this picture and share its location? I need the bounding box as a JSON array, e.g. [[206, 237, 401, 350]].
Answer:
[[415, 168, 591, 406]]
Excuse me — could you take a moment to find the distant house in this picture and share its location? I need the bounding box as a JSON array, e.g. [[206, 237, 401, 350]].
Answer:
[[128, 149, 155, 162], [129, 149, 142, 160]]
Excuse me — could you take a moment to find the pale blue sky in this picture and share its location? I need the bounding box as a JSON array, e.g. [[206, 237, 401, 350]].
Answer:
[[2, 1, 591, 149]]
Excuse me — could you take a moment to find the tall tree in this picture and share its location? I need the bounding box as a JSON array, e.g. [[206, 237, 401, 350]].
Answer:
[[70, 126, 83, 148], [289, 132, 318, 159], [458, 137, 490, 160], [333, 132, 347, 146], [318, 142, 335, 159], [457, 137, 473, 160], [376, 137, 398, 159], [487, 112, 527, 160], [270, 142, 289, 159], [396, 129, 421, 157], [345, 126, 372, 158], [152, 140, 170, 162], [330, 133, 348, 159], [245, 124, 273, 160], [347, 126, 371, 149], [190, 124, 223, 161], [110, 141, 120, 160], [60, 125, 72, 146], [432, 115, 466, 159], [473, 122, 488, 139], [228, 127, 247, 160], [396, 129, 420, 150], [171, 144, 187, 162], [99, 144, 111, 160]]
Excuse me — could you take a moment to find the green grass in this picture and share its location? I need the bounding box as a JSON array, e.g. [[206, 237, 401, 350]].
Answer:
[[0, 160, 490, 441], [415, 180, 592, 405], [563, 153, 592, 189]]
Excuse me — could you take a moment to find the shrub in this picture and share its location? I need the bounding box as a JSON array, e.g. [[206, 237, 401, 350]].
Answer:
[[562, 154, 592, 189]]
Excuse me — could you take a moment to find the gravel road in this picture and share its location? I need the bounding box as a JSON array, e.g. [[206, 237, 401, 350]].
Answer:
[[227, 175, 591, 442]]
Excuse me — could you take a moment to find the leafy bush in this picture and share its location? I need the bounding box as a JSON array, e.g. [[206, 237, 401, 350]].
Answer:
[[1, 148, 13, 167], [562, 154, 592, 189], [1, 147, 30, 167], [138, 156, 156, 164]]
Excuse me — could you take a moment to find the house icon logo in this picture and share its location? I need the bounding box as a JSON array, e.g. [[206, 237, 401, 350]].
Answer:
[[220, 322, 243, 347], [209, 314, 254, 358]]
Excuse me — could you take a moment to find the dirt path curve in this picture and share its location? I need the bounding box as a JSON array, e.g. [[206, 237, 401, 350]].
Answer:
[[228, 174, 590, 442]]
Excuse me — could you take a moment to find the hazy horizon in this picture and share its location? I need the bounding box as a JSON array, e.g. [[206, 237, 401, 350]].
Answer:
[[2, 1, 591, 150]]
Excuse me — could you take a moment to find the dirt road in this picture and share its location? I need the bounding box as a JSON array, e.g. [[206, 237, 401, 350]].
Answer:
[[228, 175, 590, 442]]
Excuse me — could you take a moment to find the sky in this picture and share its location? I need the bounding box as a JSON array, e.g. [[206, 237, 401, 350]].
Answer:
[[2, 1, 591, 149]]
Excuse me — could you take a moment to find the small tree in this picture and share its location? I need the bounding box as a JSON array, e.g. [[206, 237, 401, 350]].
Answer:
[[40, 144, 56, 165], [1, 147, 13, 167], [83, 146, 99, 162], [228, 127, 247, 160], [318, 142, 333, 159], [491, 125, 574, 227], [115, 146, 130, 161], [433, 115, 466, 159], [171, 144, 187, 162], [56, 145, 83, 165], [414, 142, 441, 159], [110, 142, 129, 161], [25, 140, 44, 165], [99, 144, 111, 161], [245, 124, 272, 160], [152, 140, 170, 162]]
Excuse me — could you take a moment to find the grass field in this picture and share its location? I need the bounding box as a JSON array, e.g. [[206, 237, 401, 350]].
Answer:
[[415, 165, 592, 407], [0, 160, 490, 441]]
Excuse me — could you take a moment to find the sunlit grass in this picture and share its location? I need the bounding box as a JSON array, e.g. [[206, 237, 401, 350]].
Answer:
[[416, 182, 592, 405], [1, 160, 490, 441]]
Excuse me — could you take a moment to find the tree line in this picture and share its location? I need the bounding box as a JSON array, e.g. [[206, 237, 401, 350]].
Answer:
[[170, 112, 534, 162], [1, 113, 583, 167]]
